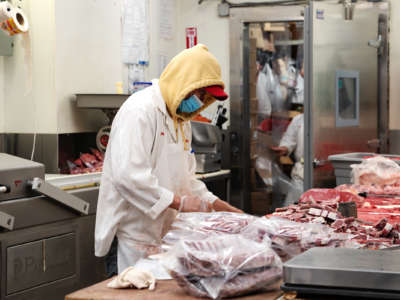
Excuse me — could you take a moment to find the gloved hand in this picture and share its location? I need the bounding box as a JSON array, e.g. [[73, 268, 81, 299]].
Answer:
[[178, 195, 212, 212]]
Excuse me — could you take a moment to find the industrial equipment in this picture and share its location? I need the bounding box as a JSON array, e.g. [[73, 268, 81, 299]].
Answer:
[[191, 121, 222, 173], [0, 153, 105, 300]]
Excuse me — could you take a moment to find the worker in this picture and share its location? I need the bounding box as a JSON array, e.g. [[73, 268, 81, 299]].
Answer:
[[95, 44, 242, 275], [270, 112, 304, 205]]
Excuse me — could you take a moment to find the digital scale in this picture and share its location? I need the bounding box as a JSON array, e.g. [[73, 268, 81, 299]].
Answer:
[[282, 247, 400, 299]]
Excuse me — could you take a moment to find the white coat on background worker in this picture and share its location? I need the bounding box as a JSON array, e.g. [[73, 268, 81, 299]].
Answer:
[[271, 113, 304, 205], [95, 44, 242, 273]]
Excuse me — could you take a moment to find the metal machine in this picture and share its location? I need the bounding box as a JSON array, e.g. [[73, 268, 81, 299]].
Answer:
[[0, 153, 105, 300], [191, 121, 222, 173], [228, 0, 389, 212]]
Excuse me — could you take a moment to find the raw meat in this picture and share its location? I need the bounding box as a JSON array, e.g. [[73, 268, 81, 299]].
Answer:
[[242, 217, 354, 261], [351, 156, 400, 186], [164, 235, 282, 299]]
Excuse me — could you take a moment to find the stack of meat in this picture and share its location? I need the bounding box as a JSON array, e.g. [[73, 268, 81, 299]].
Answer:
[[66, 148, 104, 174], [351, 155, 400, 186], [241, 217, 355, 261], [165, 235, 282, 299], [270, 189, 361, 224], [337, 184, 400, 224], [270, 187, 400, 250], [162, 212, 360, 298]]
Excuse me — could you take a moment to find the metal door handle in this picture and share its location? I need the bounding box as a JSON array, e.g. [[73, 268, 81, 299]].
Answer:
[[30, 178, 90, 215], [368, 34, 382, 49], [313, 159, 329, 168], [367, 138, 381, 149]]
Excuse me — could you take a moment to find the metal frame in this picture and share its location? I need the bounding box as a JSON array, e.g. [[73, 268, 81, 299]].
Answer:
[[378, 12, 389, 153], [30, 178, 90, 215], [304, 4, 313, 190], [229, 6, 305, 211]]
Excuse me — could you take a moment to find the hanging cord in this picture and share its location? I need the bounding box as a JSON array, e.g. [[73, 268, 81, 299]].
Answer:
[[30, 133, 36, 160]]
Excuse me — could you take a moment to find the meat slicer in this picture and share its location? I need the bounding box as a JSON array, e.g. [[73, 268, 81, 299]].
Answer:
[[191, 121, 222, 174]]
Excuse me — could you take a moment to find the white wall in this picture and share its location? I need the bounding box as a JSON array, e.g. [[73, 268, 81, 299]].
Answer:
[[4, 0, 57, 133], [147, 0, 179, 80], [54, 0, 123, 133]]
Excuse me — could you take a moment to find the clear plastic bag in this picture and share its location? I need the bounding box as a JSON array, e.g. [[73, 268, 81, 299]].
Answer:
[[241, 217, 355, 261], [162, 235, 282, 299], [351, 156, 400, 186], [162, 212, 256, 251]]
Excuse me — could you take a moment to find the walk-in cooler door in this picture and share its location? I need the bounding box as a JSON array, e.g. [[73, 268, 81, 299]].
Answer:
[[304, 1, 387, 189]]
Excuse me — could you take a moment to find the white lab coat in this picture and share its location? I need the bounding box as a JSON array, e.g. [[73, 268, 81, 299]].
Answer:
[[279, 113, 304, 181], [256, 70, 272, 116], [279, 113, 304, 205], [95, 79, 218, 272], [292, 74, 304, 105]]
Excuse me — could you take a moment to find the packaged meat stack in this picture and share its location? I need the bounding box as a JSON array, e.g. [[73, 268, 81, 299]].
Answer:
[[162, 212, 256, 251], [162, 235, 282, 299], [351, 156, 400, 186], [242, 217, 355, 261]]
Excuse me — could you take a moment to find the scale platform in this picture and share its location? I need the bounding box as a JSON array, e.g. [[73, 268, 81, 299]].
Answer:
[[282, 247, 400, 299]]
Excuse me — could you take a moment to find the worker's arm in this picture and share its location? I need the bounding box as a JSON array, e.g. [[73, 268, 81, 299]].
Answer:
[[212, 198, 243, 213], [169, 195, 181, 210], [276, 114, 303, 155], [270, 146, 289, 156]]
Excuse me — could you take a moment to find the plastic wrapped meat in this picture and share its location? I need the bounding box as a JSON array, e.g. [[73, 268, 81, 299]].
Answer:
[[163, 235, 282, 299], [242, 217, 354, 261], [351, 156, 400, 186], [162, 212, 256, 251]]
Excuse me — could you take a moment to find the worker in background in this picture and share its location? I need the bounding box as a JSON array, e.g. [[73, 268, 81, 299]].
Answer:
[[271, 112, 304, 206], [95, 44, 242, 275], [270, 60, 305, 206]]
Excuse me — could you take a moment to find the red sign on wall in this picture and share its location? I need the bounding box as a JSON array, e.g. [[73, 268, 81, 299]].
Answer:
[[186, 27, 197, 48]]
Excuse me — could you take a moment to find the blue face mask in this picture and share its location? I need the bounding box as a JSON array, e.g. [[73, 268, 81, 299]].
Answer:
[[178, 94, 203, 113]]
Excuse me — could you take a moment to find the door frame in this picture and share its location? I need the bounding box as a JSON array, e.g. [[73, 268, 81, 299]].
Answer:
[[229, 6, 305, 211]]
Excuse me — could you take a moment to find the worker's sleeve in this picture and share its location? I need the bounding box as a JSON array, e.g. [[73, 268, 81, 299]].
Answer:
[[187, 152, 218, 204], [110, 108, 174, 220], [256, 71, 272, 116], [279, 114, 301, 155]]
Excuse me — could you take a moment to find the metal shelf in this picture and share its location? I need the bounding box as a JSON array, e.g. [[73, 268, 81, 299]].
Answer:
[[76, 94, 130, 109], [274, 39, 304, 46]]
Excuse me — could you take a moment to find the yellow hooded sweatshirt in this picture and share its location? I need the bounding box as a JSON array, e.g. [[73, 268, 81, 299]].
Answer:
[[159, 44, 225, 150]]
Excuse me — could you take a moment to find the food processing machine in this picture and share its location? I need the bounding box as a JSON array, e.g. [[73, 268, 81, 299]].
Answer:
[[0, 153, 105, 300]]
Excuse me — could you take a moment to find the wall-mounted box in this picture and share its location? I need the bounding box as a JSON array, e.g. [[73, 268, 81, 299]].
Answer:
[[0, 30, 12, 56]]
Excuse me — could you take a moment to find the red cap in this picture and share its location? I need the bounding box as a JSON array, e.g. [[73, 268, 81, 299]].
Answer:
[[204, 85, 228, 100]]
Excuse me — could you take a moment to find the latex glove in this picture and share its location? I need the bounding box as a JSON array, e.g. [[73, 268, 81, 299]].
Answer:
[[178, 195, 212, 212], [107, 267, 156, 290]]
